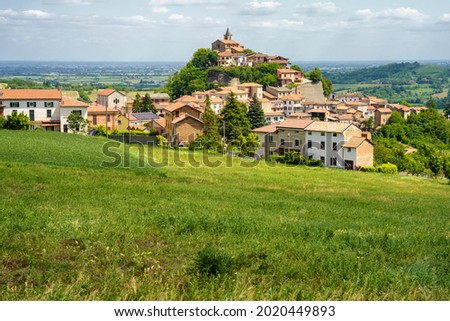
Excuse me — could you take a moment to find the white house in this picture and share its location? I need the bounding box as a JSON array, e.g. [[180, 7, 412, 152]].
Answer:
[[60, 97, 89, 132], [96, 89, 127, 111]]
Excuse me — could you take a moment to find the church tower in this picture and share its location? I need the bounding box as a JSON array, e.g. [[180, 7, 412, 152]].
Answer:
[[224, 27, 232, 40]]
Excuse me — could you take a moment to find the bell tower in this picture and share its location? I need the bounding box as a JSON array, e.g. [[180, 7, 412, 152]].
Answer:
[[224, 27, 232, 40]]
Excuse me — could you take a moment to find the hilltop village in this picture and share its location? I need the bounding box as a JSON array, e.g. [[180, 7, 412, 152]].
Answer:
[[0, 29, 433, 171]]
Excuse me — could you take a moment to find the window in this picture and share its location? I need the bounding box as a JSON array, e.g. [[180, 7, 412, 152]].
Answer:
[[45, 102, 54, 108], [347, 148, 352, 152], [333, 133, 337, 137], [307, 140, 312, 148], [12, 109, 17, 113], [308, 131, 312, 135], [10, 102, 19, 108], [27, 102, 36, 108], [72, 110, 82, 115], [93, 115, 97, 125], [113, 98, 120, 104], [269, 135, 273, 143], [320, 156, 325, 163], [29, 110, 35, 121], [47, 110, 52, 118], [118, 120, 122, 125], [321, 132, 325, 136], [320, 141, 325, 150], [333, 142, 337, 151], [330, 157, 337, 166], [280, 139, 285, 146], [107, 115, 111, 122], [295, 139, 300, 147]]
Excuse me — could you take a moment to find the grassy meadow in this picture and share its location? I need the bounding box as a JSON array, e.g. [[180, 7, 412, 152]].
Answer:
[[0, 130, 449, 300]]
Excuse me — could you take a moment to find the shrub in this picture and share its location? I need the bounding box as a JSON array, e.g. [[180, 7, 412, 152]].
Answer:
[[3, 111, 31, 130], [306, 158, 324, 167], [0, 116, 5, 128], [156, 135, 168, 147], [362, 166, 377, 172], [92, 125, 106, 136], [193, 245, 233, 277], [282, 151, 306, 165], [377, 163, 398, 175]]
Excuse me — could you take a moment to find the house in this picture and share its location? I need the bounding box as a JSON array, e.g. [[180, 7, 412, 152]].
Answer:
[[96, 89, 127, 110], [238, 83, 263, 99], [374, 108, 392, 127], [267, 55, 290, 68], [253, 123, 279, 158], [266, 86, 293, 100], [211, 28, 244, 54], [264, 111, 285, 124], [151, 93, 170, 105], [281, 93, 305, 116], [276, 119, 315, 155], [164, 103, 204, 145], [0, 89, 63, 131], [288, 112, 311, 120], [388, 104, 411, 119], [309, 109, 329, 121], [277, 69, 303, 86], [336, 93, 365, 102], [87, 103, 119, 131], [210, 97, 225, 115], [342, 137, 374, 169], [304, 121, 370, 169], [60, 97, 89, 133]]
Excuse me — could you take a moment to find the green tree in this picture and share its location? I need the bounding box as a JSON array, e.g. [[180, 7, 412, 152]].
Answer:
[[322, 77, 333, 97], [67, 113, 89, 133], [3, 111, 31, 130], [291, 64, 303, 73], [201, 95, 222, 147], [188, 48, 218, 69], [443, 157, 450, 183], [361, 117, 375, 133], [247, 94, 267, 129], [141, 93, 156, 113], [388, 110, 406, 124], [132, 93, 141, 113], [220, 92, 251, 142], [238, 133, 260, 156], [400, 100, 411, 107], [426, 97, 437, 109], [444, 99, 450, 119], [308, 67, 323, 83]]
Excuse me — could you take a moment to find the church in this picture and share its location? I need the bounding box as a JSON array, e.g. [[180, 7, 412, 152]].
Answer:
[[211, 28, 245, 54]]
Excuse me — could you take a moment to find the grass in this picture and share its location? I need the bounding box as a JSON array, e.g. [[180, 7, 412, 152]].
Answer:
[[0, 130, 449, 300]]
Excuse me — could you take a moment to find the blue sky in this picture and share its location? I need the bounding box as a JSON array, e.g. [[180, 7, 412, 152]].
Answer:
[[0, 0, 449, 61]]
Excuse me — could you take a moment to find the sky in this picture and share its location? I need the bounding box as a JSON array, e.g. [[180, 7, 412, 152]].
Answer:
[[0, 0, 450, 62]]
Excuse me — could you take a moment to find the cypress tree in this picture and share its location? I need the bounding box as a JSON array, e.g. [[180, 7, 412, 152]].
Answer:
[[201, 95, 222, 145], [132, 93, 141, 113], [142, 93, 157, 113], [220, 92, 251, 142], [247, 93, 267, 129]]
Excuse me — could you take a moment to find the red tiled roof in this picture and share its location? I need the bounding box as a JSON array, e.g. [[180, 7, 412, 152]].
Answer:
[[87, 103, 118, 114], [343, 137, 372, 148], [0, 89, 62, 100], [252, 123, 278, 133], [153, 118, 166, 128], [376, 108, 392, 113], [281, 93, 305, 101], [172, 113, 204, 125], [60, 97, 88, 108], [276, 118, 314, 129], [97, 89, 126, 97]]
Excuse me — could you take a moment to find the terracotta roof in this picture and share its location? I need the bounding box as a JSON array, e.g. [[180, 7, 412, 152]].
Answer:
[[277, 69, 300, 74], [337, 114, 354, 120], [87, 103, 118, 114], [337, 93, 365, 98], [310, 109, 328, 113], [305, 121, 354, 133], [252, 123, 278, 133], [343, 137, 372, 148], [175, 95, 203, 104], [98, 89, 125, 97], [219, 52, 233, 57], [172, 113, 204, 125], [0, 89, 62, 100], [210, 97, 224, 103], [289, 112, 311, 118], [281, 93, 305, 101], [60, 97, 88, 108], [153, 118, 166, 128], [346, 101, 368, 106], [263, 91, 276, 100], [276, 118, 314, 129], [376, 108, 392, 113], [165, 102, 204, 113], [388, 104, 411, 112], [347, 108, 357, 114], [264, 112, 284, 117], [367, 105, 376, 110]]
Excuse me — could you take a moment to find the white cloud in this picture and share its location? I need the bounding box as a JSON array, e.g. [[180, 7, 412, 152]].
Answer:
[[354, 7, 427, 21], [152, 6, 169, 13], [168, 13, 191, 23], [251, 18, 304, 30], [203, 16, 225, 25], [241, 0, 281, 15], [22, 10, 52, 19], [297, 2, 337, 15], [41, 0, 93, 4], [0, 9, 18, 17], [438, 13, 450, 23]]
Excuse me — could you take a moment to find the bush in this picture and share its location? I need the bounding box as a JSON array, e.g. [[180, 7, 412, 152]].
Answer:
[[3, 111, 31, 130], [377, 163, 398, 175], [92, 125, 106, 136], [282, 151, 306, 165], [306, 158, 324, 167], [0, 116, 5, 128], [156, 135, 168, 147], [193, 245, 233, 277], [362, 166, 377, 172]]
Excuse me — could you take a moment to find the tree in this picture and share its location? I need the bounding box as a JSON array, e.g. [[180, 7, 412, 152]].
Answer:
[[388, 110, 406, 125], [426, 97, 437, 109], [238, 133, 260, 156], [188, 48, 218, 69], [444, 99, 450, 119], [3, 111, 31, 130], [361, 117, 375, 133], [220, 92, 251, 142], [247, 94, 267, 129], [132, 93, 141, 113], [400, 100, 411, 107], [308, 67, 323, 83], [141, 93, 156, 113], [200, 95, 222, 147], [291, 64, 303, 73], [67, 113, 89, 133], [443, 157, 450, 183]]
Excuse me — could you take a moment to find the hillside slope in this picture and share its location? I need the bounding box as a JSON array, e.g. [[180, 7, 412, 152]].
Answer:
[[0, 131, 449, 300]]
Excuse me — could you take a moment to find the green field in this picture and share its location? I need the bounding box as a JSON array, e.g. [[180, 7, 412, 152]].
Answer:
[[0, 131, 449, 300]]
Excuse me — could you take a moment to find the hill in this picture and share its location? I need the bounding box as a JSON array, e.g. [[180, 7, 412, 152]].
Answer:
[[0, 131, 449, 300]]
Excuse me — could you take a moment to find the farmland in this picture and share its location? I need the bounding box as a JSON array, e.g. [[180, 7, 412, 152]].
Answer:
[[0, 130, 449, 300]]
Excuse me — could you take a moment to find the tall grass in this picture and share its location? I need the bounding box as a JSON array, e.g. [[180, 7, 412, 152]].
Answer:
[[0, 130, 448, 300]]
